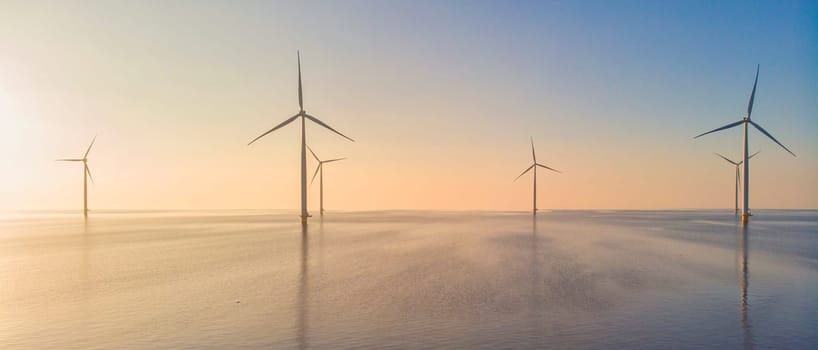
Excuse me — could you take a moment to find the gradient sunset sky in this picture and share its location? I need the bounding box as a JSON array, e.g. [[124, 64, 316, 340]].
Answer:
[[1, 1, 816, 211]]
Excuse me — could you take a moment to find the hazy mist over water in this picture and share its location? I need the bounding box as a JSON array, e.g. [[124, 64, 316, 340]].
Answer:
[[1, 210, 816, 349]]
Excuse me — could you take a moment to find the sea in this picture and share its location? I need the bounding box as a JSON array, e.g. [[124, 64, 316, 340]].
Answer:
[[1, 210, 816, 349]]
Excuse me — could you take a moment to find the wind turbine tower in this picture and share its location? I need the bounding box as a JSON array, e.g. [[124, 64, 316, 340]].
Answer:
[[249, 52, 354, 224], [694, 65, 796, 224], [714, 151, 759, 215], [514, 138, 561, 215], [308, 145, 346, 216], [56, 136, 97, 217]]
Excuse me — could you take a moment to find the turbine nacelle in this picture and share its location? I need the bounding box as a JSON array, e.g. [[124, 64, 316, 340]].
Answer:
[[694, 67, 795, 158], [307, 145, 346, 185], [715, 150, 760, 167], [515, 138, 561, 181]]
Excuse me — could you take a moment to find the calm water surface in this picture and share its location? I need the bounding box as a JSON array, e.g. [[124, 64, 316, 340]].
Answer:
[[1, 210, 816, 349]]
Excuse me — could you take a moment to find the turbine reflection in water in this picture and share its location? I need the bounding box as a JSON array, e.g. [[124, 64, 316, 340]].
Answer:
[[3, 210, 815, 349], [298, 222, 309, 350], [528, 216, 543, 341], [81, 219, 92, 348], [739, 224, 752, 350]]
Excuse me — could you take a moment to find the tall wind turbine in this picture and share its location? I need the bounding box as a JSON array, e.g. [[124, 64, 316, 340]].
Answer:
[[56, 136, 96, 217], [308, 145, 346, 216], [514, 137, 561, 215], [694, 65, 796, 223], [248, 52, 354, 224], [714, 151, 759, 215]]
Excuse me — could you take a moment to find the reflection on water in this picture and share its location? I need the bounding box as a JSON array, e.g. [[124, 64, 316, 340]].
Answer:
[[298, 222, 309, 350], [0, 210, 816, 349], [739, 225, 752, 350], [80, 220, 92, 346], [528, 216, 543, 341]]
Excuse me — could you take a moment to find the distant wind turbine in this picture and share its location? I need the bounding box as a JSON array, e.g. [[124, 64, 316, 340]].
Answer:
[[714, 151, 759, 215], [514, 137, 561, 215], [694, 65, 796, 223], [308, 145, 346, 216], [56, 136, 96, 217], [248, 51, 354, 224]]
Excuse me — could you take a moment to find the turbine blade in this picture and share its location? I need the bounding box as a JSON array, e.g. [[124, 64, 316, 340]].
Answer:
[[310, 164, 320, 186], [514, 164, 535, 182], [297, 51, 303, 111], [749, 150, 761, 159], [248, 114, 300, 145], [693, 120, 744, 139], [323, 157, 346, 163], [304, 113, 354, 142], [55, 159, 83, 162], [749, 120, 796, 157], [85, 164, 94, 184], [714, 152, 739, 166], [84, 135, 97, 159], [536, 163, 562, 173], [307, 145, 320, 162], [530, 137, 536, 162], [747, 65, 759, 119]]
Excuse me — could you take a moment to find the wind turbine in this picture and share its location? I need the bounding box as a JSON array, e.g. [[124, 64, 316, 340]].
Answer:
[[514, 137, 561, 215], [248, 51, 354, 224], [308, 145, 346, 216], [694, 65, 796, 224], [56, 136, 96, 217], [714, 151, 759, 215]]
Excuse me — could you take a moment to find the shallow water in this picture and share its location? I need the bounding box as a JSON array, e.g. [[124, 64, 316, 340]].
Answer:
[[1, 210, 816, 349]]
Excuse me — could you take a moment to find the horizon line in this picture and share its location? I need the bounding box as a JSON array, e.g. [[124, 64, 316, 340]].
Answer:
[[2, 207, 816, 213]]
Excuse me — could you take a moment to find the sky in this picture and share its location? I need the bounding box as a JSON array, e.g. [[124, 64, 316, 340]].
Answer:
[[0, 0, 816, 211]]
